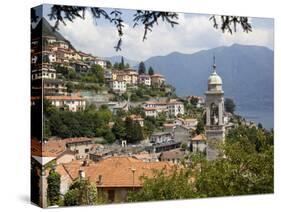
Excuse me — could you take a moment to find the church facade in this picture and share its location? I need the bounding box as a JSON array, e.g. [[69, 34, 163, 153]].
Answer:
[[205, 58, 225, 160]]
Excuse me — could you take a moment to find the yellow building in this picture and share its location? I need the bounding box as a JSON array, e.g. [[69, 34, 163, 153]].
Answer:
[[151, 73, 166, 87]]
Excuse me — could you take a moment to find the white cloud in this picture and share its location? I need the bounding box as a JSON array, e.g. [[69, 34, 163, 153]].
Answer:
[[49, 10, 274, 61]]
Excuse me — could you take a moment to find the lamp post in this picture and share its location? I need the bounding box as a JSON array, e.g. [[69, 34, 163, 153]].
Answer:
[[131, 167, 136, 191]]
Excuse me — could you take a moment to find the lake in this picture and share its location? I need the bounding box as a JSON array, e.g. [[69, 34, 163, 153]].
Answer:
[[236, 108, 274, 130]]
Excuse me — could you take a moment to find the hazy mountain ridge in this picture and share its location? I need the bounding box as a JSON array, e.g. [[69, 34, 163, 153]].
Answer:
[[34, 18, 273, 112], [142, 44, 273, 111]]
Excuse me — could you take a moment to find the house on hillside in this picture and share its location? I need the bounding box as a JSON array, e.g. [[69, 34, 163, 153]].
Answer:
[[151, 73, 165, 88], [174, 118, 198, 129], [55, 156, 175, 203], [107, 101, 128, 114], [143, 107, 158, 118], [42, 79, 67, 96], [45, 95, 86, 112], [159, 148, 186, 164], [92, 57, 107, 69], [128, 114, 144, 127], [173, 125, 191, 143], [150, 132, 173, 144], [190, 134, 207, 153], [31, 64, 56, 80], [138, 74, 151, 86], [109, 80, 127, 93], [63, 137, 94, 159], [31, 139, 76, 166], [167, 100, 185, 117]]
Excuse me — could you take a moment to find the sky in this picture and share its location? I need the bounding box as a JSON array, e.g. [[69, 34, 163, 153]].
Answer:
[[39, 4, 274, 61]]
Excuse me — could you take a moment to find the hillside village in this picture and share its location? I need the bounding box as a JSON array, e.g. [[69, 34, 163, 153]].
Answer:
[[30, 17, 268, 207]]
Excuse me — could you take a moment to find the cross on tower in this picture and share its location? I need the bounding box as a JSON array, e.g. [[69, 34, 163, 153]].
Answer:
[[213, 54, 216, 70]]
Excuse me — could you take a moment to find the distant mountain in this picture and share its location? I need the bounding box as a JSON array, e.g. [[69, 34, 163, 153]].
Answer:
[[106, 56, 139, 68], [143, 44, 274, 111]]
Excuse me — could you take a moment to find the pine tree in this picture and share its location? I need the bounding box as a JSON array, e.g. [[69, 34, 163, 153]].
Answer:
[[118, 56, 125, 69], [138, 61, 146, 75], [121, 56, 124, 67], [148, 66, 154, 75]]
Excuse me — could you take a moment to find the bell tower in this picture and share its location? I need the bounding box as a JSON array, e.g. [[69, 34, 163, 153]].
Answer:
[[205, 56, 225, 160]]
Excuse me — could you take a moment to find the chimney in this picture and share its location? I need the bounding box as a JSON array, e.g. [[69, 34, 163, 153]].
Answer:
[[97, 175, 103, 185], [82, 159, 89, 166], [79, 169, 85, 179]]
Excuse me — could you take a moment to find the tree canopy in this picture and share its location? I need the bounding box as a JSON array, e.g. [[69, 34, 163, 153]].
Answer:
[[64, 177, 97, 206], [47, 169, 61, 206], [138, 61, 146, 75], [225, 98, 236, 114], [128, 125, 273, 201], [125, 117, 144, 143], [148, 66, 154, 75]]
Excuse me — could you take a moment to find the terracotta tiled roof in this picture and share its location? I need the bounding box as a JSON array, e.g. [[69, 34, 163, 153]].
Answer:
[[79, 51, 92, 57], [132, 151, 157, 161], [50, 137, 92, 144], [144, 101, 167, 105], [151, 73, 165, 78], [31, 139, 66, 157], [176, 118, 197, 123], [160, 148, 185, 160], [57, 156, 175, 187], [191, 134, 206, 141], [163, 123, 175, 128], [143, 107, 157, 111], [129, 114, 144, 121], [45, 96, 84, 101], [31, 137, 93, 158], [184, 119, 197, 122]]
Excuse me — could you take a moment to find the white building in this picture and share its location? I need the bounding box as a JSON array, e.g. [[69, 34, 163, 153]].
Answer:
[[144, 107, 158, 118], [42, 51, 56, 63], [150, 132, 173, 144], [190, 134, 207, 153], [92, 57, 107, 69], [174, 118, 198, 129], [143, 99, 184, 117], [138, 74, 151, 86], [167, 101, 185, 117], [31, 65, 56, 80], [104, 69, 112, 82], [109, 80, 127, 93], [45, 96, 86, 112], [143, 101, 167, 112]]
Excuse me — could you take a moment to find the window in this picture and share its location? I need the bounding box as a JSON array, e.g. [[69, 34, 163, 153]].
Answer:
[[75, 149, 79, 154], [85, 148, 89, 153]]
